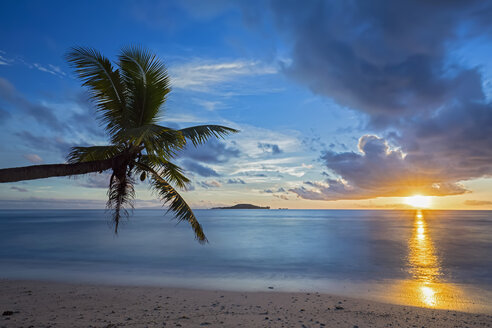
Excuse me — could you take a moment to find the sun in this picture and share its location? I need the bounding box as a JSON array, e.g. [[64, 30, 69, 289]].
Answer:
[[404, 195, 432, 208]]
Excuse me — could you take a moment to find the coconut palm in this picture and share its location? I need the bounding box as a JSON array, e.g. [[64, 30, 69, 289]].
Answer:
[[0, 46, 238, 243]]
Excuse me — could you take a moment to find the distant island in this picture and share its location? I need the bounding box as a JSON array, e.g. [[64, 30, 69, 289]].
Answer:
[[212, 204, 270, 210]]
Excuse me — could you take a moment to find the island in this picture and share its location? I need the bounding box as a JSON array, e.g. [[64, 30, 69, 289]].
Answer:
[[212, 203, 270, 210]]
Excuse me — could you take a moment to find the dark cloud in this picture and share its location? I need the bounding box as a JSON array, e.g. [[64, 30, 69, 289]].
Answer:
[[464, 200, 492, 206], [269, 0, 492, 123], [181, 159, 220, 177], [397, 100, 492, 179], [10, 186, 28, 192], [0, 77, 66, 131], [70, 111, 105, 139], [179, 138, 240, 164], [16, 131, 79, 156], [0, 79, 106, 146], [226, 178, 245, 184], [242, 172, 267, 177], [67, 92, 106, 138], [258, 142, 282, 155]]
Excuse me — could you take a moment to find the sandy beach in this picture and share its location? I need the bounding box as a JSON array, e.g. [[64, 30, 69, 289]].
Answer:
[[1, 280, 491, 328]]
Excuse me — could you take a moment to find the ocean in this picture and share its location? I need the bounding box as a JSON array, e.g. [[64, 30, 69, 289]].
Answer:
[[1, 209, 491, 312]]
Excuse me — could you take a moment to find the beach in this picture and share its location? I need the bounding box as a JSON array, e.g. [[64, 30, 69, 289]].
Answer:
[[1, 279, 491, 328]]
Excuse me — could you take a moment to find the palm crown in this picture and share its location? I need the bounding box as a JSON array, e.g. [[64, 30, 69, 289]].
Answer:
[[65, 46, 238, 243]]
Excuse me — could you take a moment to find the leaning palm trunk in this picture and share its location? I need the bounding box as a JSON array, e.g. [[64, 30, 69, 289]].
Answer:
[[0, 158, 115, 183]]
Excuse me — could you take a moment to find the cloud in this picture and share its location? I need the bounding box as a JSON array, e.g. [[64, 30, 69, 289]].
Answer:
[[67, 92, 107, 139], [33, 63, 66, 77], [0, 79, 104, 142], [0, 78, 66, 131], [23, 154, 43, 164], [392, 100, 492, 183], [464, 200, 492, 206], [169, 59, 277, 92], [268, 0, 492, 124], [226, 178, 245, 184], [10, 186, 28, 192], [0, 51, 11, 66], [0, 50, 65, 75], [197, 180, 222, 189], [16, 131, 78, 156], [234, 157, 308, 178], [181, 159, 220, 177], [179, 138, 240, 164], [258, 142, 282, 155], [258, 1, 492, 200], [290, 135, 468, 201], [263, 187, 289, 201], [243, 172, 267, 177], [194, 99, 224, 111], [218, 123, 302, 179], [77, 173, 111, 189]]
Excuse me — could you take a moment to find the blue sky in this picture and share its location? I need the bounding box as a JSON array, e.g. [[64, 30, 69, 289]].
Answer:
[[1, 0, 492, 209]]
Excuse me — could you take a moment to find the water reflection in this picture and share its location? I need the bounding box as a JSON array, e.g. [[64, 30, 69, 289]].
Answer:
[[408, 209, 442, 306], [398, 210, 466, 309]]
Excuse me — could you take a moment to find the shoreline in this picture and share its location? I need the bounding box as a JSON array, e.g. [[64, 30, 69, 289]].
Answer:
[[1, 279, 491, 327]]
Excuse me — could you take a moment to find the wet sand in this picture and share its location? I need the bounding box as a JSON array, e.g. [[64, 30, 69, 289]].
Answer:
[[1, 280, 491, 327]]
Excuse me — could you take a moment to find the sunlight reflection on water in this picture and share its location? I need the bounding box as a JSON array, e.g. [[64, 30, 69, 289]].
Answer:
[[394, 210, 469, 310]]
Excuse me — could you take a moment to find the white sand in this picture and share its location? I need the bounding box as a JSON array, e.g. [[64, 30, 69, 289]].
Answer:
[[1, 280, 491, 327]]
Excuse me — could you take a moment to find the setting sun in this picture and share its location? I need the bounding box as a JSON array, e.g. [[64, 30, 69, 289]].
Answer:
[[404, 195, 433, 208]]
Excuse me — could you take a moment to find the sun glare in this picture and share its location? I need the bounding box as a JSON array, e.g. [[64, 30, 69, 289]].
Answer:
[[404, 195, 432, 208]]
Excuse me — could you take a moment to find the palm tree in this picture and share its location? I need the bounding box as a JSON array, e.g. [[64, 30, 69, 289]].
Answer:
[[0, 46, 238, 243]]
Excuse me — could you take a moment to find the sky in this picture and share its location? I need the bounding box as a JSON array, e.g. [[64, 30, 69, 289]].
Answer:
[[1, 0, 492, 210]]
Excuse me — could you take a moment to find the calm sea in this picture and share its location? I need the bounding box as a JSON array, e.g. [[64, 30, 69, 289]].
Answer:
[[1, 209, 491, 312]]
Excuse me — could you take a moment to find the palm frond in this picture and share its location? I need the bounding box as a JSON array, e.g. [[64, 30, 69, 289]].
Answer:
[[107, 170, 135, 233], [146, 167, 206, 243], [179, 125, 239, 146], [66, 47, 127, 136], [136, 157, 190, 189], [118, 46, 171, 127], [114, 124, 185, 157], [67, 145, 123, 163]]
